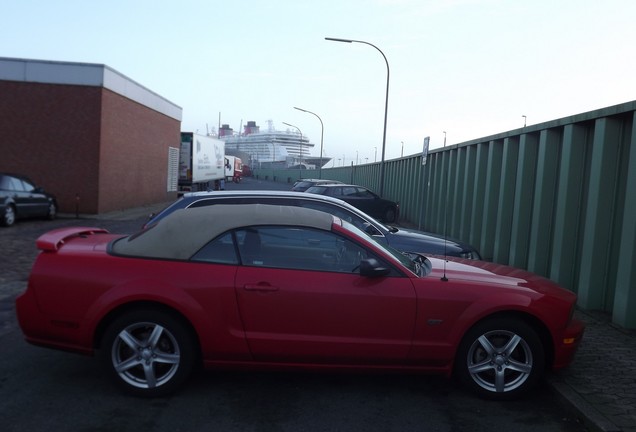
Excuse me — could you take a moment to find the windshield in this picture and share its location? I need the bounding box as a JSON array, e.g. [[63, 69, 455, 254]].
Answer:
[[340, 220, 430, 277], [305, 186, 326, 194]]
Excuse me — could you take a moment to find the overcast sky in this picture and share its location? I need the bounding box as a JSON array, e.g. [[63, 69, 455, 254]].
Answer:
[[3, 0, 636, 165]]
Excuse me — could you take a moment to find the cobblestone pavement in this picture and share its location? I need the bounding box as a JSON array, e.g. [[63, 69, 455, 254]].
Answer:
[[550, 309, 636, 432], [1, 188, 636, 432]]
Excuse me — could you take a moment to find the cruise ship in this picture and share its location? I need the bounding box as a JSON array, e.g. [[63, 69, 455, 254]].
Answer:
[[219, 120, 329, 169]]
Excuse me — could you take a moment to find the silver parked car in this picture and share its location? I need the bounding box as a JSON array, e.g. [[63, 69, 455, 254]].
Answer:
[[144, 191, 481, 260]]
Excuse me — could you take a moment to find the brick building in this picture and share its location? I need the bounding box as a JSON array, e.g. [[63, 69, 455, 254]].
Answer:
[[0, 57, 182, 214]]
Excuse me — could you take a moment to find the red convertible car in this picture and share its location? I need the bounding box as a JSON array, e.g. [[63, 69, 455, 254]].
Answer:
[[16, 204, 584, 399]]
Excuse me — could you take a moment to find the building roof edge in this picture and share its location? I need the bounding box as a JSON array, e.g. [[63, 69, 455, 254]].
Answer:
[[0, 56, 182, 121]]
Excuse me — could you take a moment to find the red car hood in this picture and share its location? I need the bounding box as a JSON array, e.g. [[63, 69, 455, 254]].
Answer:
[[426, 256, 576, 300]]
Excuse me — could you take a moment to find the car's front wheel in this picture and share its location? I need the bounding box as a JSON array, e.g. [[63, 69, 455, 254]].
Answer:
[[455, 317, 545, 400], [45, 201, 57, 220], [100, 309, 198, 397]]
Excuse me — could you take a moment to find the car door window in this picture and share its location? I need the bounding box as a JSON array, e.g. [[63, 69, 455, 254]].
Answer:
[[22, 179, 36, 193], [235, 226, 370, 273], [9, 177, 26, 192], [329, 187, 342, 196], [191, 232, 239, 264], [341, 187, 357, 197]]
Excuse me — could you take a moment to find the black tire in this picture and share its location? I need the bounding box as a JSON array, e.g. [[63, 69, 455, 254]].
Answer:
[[100, 309, 198, 397], [45, 201, 57, 220], [383, 207, 397, 223], [1, 204, 16, 227], [455, 317, 545, 400]]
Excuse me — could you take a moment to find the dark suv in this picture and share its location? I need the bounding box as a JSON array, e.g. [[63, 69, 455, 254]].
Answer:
[[145, 191, 481, 260], [0, 173, 58, 227]]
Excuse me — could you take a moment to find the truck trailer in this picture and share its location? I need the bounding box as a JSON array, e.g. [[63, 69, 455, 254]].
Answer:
[[178, 132, 225, 194], [224, 155, 243, 183]]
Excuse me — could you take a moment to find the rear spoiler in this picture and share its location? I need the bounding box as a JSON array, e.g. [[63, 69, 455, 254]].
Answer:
[[36, 227, 110, 252]]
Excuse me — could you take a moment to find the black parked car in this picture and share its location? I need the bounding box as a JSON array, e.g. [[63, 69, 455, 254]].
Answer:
[[291, 178, 342, 192], [305, 184, 399, 223], [144, 191, 481, 260], [0, 173, 58, 227]]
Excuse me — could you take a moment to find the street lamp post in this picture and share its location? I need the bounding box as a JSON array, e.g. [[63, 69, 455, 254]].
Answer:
[[283, 122, 303, 179], [326, 37, 390, 196], [294, 107, 324, 179], [401, 141, 404, 157]]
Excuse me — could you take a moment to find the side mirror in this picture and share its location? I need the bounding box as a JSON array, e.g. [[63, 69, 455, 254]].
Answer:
[[359, 258, 390, 278]]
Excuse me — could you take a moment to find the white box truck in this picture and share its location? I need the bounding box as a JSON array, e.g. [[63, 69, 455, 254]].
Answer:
[[179, 132, 225, 193], [224, 155, 243, 183]]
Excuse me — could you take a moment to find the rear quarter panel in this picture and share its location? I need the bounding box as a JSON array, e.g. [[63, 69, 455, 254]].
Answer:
[[26, 246, 250, 359]]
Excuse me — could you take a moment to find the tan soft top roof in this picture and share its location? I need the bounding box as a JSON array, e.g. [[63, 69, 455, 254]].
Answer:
[[111, 203, 336, 260]]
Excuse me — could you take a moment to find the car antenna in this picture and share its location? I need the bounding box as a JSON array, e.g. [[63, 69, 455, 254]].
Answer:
[[441, 132, 449, 282]]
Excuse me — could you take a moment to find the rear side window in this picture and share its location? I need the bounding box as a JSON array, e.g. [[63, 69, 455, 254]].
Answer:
[[191, 232, 239, 264]]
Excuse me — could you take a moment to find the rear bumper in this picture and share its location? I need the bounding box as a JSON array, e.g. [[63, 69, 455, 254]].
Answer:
[[15, 287, 93, 356]]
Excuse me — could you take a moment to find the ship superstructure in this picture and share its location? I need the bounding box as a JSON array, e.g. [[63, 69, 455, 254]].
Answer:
[[220, 120, 326, 169]]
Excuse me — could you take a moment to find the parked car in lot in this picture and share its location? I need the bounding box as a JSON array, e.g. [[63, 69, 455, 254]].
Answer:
[[291, 178, 342, 192], [16, 204, 584, 399], [0, 173, 57, 227], [305, 184, 399, 223], [144, 191, 482, 260]]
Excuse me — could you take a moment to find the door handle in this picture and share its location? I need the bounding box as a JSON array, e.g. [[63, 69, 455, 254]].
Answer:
[[243, 283, 279, 292]]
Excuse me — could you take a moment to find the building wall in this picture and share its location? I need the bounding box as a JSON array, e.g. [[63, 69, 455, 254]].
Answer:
[[98, 89, 179, 213], [0, 57, 181, 214], [0, 80, 102, 212]]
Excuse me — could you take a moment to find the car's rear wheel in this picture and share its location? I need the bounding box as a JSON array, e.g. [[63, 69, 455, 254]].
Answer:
[[100, 309, 197, 397], [455, 317, 545, 400], [383, 207, 397, 223], [1, 204, 16, 227]]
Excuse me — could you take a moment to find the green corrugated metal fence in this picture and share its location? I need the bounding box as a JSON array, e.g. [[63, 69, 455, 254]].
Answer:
[[254, 100, 636, 329]]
